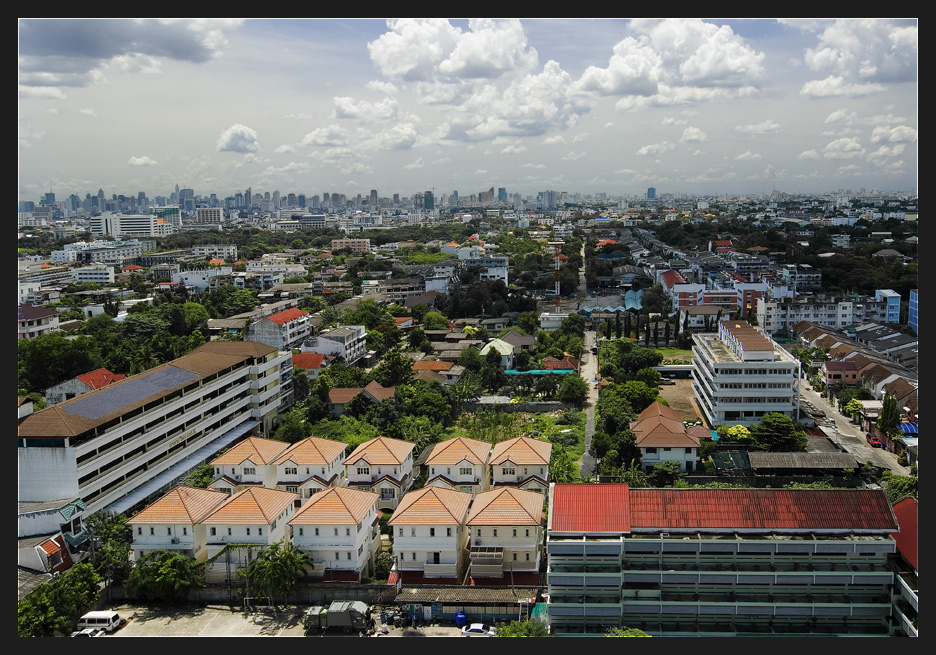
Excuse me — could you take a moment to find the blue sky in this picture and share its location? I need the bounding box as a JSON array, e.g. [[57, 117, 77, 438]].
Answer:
[[18, 19, 918, 202]]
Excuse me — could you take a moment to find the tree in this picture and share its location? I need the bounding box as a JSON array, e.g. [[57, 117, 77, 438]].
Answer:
[[272, 408, 311, 444], [423, 310, 449, 330], [607, 626, 652, 637], [619, 380, 658, 413], [238, 541, 309, 606], [748, 413, 808, 452], [557, 374, 589, 405], [494, 618, 549, 637], [185, 463, 216, 488], [18, 332, 104, 393], [371, 347, 414, 387], [549, 445, 578, 483], [86, 511, 133, 594], [126, 550, 205, 603], [881, 471, 917, 502], [844, 398, 864, 422], [878, 394, 900, 436], [18, 562, 101, 637]]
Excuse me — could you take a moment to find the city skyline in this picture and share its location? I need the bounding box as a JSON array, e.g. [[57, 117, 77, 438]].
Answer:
[[19, 19, 918, 202]]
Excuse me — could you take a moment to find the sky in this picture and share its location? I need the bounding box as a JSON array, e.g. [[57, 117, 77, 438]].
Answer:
[[18, 18, 918, 203]]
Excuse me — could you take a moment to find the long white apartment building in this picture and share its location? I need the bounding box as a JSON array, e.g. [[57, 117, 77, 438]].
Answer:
[[18, 341, 293, 516], [90, 212, 177, 239], [692, 320, 800, 427], [757, 294, 888, 335]]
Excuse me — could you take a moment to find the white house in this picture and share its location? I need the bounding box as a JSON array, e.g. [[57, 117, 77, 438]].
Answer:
[[630, 402, 701, 473], [201, 487, 300, 583], [301, 325, 367, 366], [209, 436, 290, 493], [244, 307, 311, 351], [273, 436, 347, 499], [127, 485, 229, 562], [424, 437, 492, 495], [478, 338, 515, 369], [490, 436, 552, 493], [288, 486, 380, 581], [388, 486, 473, 581], [466, 487, 545, 580], [344, 437, 416, 510]]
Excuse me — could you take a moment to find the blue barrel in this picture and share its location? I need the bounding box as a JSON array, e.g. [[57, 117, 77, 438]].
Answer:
[[455, 611, 467, 628]]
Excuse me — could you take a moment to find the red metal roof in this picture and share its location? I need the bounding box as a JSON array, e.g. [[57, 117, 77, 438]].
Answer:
[[891, 497, 918, 572], [627, 488, 898, 530], [550, 483, 630, 533], [292, 352, 326, 370], [76, 368, 125, 389]]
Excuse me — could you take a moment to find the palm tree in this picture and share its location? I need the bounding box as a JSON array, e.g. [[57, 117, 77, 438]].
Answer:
[[239, 542, 309, 606]]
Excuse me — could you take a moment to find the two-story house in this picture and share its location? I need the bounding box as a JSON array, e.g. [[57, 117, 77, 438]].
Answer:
[[244, 307, 311, 351], [127, 485, 229, 562], [388, 486, 473, 582], [490, 436, 552, 493], [209, 436, 290, 494], [201, 487, 300, 583], [301, 325, 367, 366], [273, 436, 347, 500], [326, 380, 395, 417], [466, 487, 544, 584], [288, 486, 380, 581], [344, 436, 415, 510], [425, 437, 492, 495], [630, 402, 701, 473]]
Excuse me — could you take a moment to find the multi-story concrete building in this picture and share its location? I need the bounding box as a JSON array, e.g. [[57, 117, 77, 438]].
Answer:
[[17, 304, 60, 340], [72, 265, 115, 285], [757, 293, 888, 336], [908, 289, 918, 334], [90, 212, 177, 239], [244, 307, 311, 351], [546, 484, 899, 637], [191, 244, 237, 260], [330, 238, 371, 253], [875, 289, 901, 324], [692, 320, 800, 426], [18, 341, 293, 515], [301, 325, 367, 366]]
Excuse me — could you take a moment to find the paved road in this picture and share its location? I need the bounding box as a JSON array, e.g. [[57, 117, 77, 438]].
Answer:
[[580, 330, 599, 479], [799, 383, 910, 475]]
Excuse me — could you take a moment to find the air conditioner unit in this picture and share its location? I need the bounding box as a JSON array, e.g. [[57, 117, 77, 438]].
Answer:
[[660, 533, 670, 539], [170, 537, 180, 544]]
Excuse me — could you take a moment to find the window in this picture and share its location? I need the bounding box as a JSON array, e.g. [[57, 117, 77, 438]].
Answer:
[[137, 527, 142, 535], [357, 467, 369, 476], [299, 528, 304, 536], [285, 467, 297, 475], [243, 467, 256, 475], [459, 467, 472, 476], [286, 486, 297, 493], [315, 528, 319, 536], [477, 528, 482, 537], [512, 529, 517, 537], [513, 553, 517, 561], [685, 448, 693, 454], [502, 467, 515, 476], [150, 527, 154, 535], [447, 528, 452, 537], [346, 528, 351, 536], [183, 527, 187, 536], [334, 528, 339, 536], [525, 529, 530, 537], [526, 553, 530, 561], [430, 528, 436, 537], [211, 527, 216, 536], [227, 528, 232, 536], [412, 552, 416, 561], [347, 552, 351, 560], [493, 529, 498, 537], [246, 528, 251, 536], [335, 552, 340, 560], [646, 447, 657, 454], [411, 528, 415, 537], [399, 528, 404, 537]]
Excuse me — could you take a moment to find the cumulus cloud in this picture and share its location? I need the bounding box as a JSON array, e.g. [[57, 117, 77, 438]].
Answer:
[[333, 96, 399, 122], [404, 157, 425, 169], [797, 149, 821, 160], [521, 163, 545, 169], [79, 108, 98, 118], [217, 124, 259, 153], [18, 124, 44, 148], [636, 141, 674, 156], [562, 151, 586, 161], [735, 151, 761, 160], [18, 19, 242, 93], [680, 127, 708, 143], [500, 144, 527, 154], [274, 144, 296, 154], [824, 108, 859, 124], [800, 75, 887, 97], [734, 119, 782, 135], [366, 80, 398, 94], [543, 135, 565, 145], [804, 19, 917, 84], [127, 155, 158, 166], [662, 117, 687, 125], [300, 125, 351, 147], [867, 144, 906, 165], [823, 137, 865, 159], [370, 123, 419, 150], [870, 125, 917, 144]]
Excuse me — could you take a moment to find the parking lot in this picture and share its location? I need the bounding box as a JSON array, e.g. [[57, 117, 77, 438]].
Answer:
[[105, 603, 466, 637]]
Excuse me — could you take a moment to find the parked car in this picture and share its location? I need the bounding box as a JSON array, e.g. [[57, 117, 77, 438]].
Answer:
[[659, 378, 675, 385], [462, 623, 497, 637], [71, 628, 105, 637], [866, 433, 882, 447]]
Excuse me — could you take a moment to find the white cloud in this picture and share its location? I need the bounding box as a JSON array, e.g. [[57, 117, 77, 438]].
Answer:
[[735, 151, 761, 160], [283, 112, 314, 120], [636, 141, 674, 156], [216, 124, 259, 153], [800, 75, 887, 97], [300, 125, 350, 147], [804, 19, 917, 84], [500, 144, 527, 154], [734, 119, 782, 135], [572, 133, 589, 143], [366, 80, 398, 94], [543, 135, 565, 145], [127, 156, 158, 166], [79, 108, 98, 118], [662, 117, 687, 125], [870, 125, 917, 144], [824, 108, 859, 124], [437, 19, 538, 79], [604, 122, 614, 128], [797, 149, 821, 161], [403, 157, 425, 169], [521, 163, 545, 169], [823, 137, 865, 159], [680, 127, 708, 143], [370, 122, 419, 150], [562, 151, 586, 161], [431, 157, 450, 165], [333, 96, 399, 122], [274, 144, 296, 154], [867, 144, 906, 165]]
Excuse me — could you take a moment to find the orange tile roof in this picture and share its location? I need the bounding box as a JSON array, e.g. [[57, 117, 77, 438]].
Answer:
[[490, 436, 552, 466], [425, 436, 491, 465], [292, 352, 326, 370], [466, 487, 543, 526], [345, 436, 415, 466], [127, 486, 229, 525], [201, 487, 298, 525], [328, 387, 362, 403], [75, 368, 125, 389], [274, 436, 346, 466], [210, 436, 289, 466], [387, 487, 473, 526], [288, 486, 378, 525], [631, 402, 700, 448], [267, 307, 309, 325]]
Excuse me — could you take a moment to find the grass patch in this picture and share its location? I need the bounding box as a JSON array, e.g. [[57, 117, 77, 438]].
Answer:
[[654, 347, 694, 360]]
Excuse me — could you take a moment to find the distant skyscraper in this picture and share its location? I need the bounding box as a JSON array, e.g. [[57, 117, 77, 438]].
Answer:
[[647, 187, 656, 200], [298, 194, 306, 208], [272, 190, 280, 210], [370, 189, 379, 207], [498, 187, 507, 203], [245, 187, 252, 209], [393, 193, 400, 205], [424, 191, 434, 211]]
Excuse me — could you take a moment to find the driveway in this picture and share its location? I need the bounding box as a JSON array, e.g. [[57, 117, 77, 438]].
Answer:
[[580, 330, 599, 478]]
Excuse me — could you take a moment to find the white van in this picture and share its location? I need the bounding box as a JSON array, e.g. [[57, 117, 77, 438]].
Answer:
[[77, 611, 122, 633]]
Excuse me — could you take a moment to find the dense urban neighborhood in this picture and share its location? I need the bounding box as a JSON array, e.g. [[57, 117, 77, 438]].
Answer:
[[18, 191, 918, 638]]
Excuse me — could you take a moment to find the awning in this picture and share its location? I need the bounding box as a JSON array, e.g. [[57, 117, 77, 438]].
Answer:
[[900, 422, 919, 434]]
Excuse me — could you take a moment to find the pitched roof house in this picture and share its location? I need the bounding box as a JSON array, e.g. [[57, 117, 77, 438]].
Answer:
[[466, 487, 545, 581], [273, 436, 347, 499], [344, 436, 415, 509], [127, 485, 229, 561], [44, 368, 126, 406], [490, 436, 552, 493], [630, 402, 701, 472], [209, 436, 290, 493], [425, 437, 492, 494]]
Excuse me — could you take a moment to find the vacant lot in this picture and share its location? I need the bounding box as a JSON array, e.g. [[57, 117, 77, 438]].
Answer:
[[657, 378, 702, 423]]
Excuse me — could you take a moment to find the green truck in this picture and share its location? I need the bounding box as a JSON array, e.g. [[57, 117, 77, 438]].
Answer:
[[304, 601, 370, 634]]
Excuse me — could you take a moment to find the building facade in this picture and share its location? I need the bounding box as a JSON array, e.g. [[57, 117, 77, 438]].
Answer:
[[692, 320, 800, 426]]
